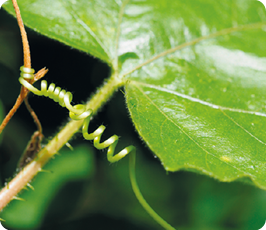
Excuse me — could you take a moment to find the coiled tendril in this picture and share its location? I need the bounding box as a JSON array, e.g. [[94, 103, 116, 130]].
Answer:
[[19, 66, 175, 230], [19, 65, 136, 163]]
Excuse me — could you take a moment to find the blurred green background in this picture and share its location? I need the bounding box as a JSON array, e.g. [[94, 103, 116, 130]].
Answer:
[[0, 7, 266, 230]]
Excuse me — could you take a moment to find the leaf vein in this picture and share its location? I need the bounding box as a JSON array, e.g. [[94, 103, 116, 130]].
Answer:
[[133, 84, 256, 178], [123, 22, 266, 77], [220, 110, 266, 146], [133, 82, 266, 118], [68, 9, 111, 60], [114, 0, 130, 69]]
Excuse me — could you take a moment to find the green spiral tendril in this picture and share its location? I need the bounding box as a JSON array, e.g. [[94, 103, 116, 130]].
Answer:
[[19, 66, 176, 230]]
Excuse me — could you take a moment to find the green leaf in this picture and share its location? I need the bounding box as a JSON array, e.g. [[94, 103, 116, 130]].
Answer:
[[1, 145, 95, 229], [4, 0, 120, 64], [124, 1, 266, 189], [4, 0, 266, 188]]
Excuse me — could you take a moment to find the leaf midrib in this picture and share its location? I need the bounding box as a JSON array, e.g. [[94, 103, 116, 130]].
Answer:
[[132, 83, 262, 179], [134, 81, 266, 147], [132, 82, 266, 118]]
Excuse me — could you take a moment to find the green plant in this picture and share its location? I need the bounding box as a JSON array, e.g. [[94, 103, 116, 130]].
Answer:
[[1, 0, 266, 229]]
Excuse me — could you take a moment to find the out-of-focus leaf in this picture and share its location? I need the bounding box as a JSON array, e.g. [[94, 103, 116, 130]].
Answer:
[[1, 145, 95, 229], [3, 0, 266, 189]]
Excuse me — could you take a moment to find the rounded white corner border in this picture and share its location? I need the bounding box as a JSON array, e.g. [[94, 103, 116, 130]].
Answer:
[[258, 0, 266, 8], [0, 0, 8, 9]]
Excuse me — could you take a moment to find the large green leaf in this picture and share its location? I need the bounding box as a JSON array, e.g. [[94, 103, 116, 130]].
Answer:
[[4, 0, 266, 188]]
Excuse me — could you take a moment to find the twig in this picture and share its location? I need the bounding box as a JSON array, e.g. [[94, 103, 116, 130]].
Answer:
[[0, 68, 47, 135], [12, 0, 31, 68], [0, 0, 46, 135]]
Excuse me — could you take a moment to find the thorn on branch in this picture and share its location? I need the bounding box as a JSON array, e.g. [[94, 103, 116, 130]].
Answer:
[[38, 169, 53, 173], [26, 183, 34, 191], [65, 142, 74, 150], [12, 196, 25, 201]]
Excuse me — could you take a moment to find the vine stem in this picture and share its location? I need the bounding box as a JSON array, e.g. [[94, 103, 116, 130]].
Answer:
[[12, 0, 31, 68], [0, 74, 124, 211], [0, 0, 44, 135]]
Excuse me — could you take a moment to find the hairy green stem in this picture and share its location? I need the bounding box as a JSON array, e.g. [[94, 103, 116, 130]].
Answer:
[[0, 73, 123, 211]]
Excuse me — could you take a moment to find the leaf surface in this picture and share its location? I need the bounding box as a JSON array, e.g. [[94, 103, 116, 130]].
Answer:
[[4, 0, 266, 188]]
